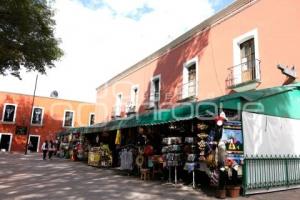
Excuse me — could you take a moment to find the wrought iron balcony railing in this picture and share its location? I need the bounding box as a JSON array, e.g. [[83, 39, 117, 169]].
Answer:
[[125, 102, 137, 115], [226, 59, 261, 88], [111, 106, 123, 118], [177, 80, 197, 101], [146, 91, 160, 109]]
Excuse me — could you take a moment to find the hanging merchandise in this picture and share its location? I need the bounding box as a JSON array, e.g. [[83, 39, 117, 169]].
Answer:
[[120, 148, 134, 170], [162, 137, 182, 145], [88, 144, 113, 167], [184, 137, 195, 144], [115, 129, 121, 145], [137, 134, 146, 146], [217, 141, 227, 166], [210, 169, 220, 187], [96, 135, 100, 143], [135, 155, 144, 167], [162, 137, 183, 184], [197, 135, 207, 157], [144, 144, 154, 156], [196, 122, 210, 161], [215, 111, 228, 127], [183, 135, 199, 189], [206, 150, 217, 168]]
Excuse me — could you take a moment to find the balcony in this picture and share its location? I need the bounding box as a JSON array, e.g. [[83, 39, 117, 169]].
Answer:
[[177, 80, 197, 102], [125, 102, 137, 116], [111, 106, 123, 119], [226, 59, 261, 92], [145, 91, 160, 110]]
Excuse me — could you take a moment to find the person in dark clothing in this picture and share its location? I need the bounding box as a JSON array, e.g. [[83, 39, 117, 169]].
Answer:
[[48, 140, 54, 159], [41, 140, 48, 160]]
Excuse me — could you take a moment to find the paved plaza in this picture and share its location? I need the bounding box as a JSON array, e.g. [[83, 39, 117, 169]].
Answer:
[[0, 152, 300, 200]]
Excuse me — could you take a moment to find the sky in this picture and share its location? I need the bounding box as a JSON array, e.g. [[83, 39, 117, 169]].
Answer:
[[0, 0, 234, 103]]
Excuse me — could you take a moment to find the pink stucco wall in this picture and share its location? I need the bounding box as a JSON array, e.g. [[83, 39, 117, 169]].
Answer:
[[96, 0, 300, 123]]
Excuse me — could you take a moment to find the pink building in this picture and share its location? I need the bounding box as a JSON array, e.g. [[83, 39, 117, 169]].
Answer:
[[96, 0, 300, 123]]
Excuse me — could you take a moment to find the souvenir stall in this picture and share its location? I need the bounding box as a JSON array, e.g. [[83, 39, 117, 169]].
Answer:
[[116, 126, 164, 180], [88, 144, 113, 167], [117, 127, 154, 177], [189, 110, 244, 198], [213, 83, 300, 196], [87, 132, 113, 167], [159, 121, 194, 184], [59, 83, 300, 197], [117, 128, 138, 174], [57, 132, 72, 159], [142, 126, 164, 180], [69, 132, 83, 161]]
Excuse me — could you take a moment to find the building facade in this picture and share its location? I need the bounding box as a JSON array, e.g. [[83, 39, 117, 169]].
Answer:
[[0, 91, 95, 152], [95, 0, 299, 123]]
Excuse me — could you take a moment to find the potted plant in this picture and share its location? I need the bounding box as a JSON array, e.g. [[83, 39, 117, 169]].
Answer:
[[226, 164, 241, 198]]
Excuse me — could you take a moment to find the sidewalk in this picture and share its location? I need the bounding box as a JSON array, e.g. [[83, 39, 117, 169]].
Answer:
[[0, 152, 299, 200]]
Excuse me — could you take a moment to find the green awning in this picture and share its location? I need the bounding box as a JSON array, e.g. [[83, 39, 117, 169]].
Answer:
[[218, 82, 300, 119], [66, 102, 200, 134], [195, 98, 220, 117], [136, 103, 195, 126], [67, 82, 300, 134], [57, 131, 69, 137]]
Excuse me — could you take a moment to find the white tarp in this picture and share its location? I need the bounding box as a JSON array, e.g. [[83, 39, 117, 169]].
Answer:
[[243, 111, 300, 156]]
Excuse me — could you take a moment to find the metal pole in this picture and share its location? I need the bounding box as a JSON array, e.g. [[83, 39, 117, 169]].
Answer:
[[169, 167, 172, 183], [193, 170, 195, 188], [175, 166, 177, 184], [24, 74, 38, 155]]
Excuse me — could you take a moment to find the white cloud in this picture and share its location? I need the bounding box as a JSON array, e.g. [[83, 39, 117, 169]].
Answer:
[[0, 0, 215, 102]]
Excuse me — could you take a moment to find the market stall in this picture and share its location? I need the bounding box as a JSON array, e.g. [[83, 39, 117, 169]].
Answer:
[[64, 83, 300, 197], [88, 144, 112, 167]]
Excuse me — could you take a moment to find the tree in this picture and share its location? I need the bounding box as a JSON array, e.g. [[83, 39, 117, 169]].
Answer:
[[0, 0, 63, 79]]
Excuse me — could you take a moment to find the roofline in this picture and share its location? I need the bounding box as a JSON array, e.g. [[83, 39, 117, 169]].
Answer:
[[0, 90, 95, 105], [96, 0, 257, 91]]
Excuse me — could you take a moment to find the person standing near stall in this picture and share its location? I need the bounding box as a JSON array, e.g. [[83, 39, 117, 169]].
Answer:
[[48, 140, 55, 160], [41, 140, 48, 160]]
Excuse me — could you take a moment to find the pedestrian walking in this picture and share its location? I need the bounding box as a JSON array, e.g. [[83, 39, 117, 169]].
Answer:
[[41, 140, 48, 160], [48, 140, 54, 160], [54, 139, 58, 156], [28, 141, 34, 153]]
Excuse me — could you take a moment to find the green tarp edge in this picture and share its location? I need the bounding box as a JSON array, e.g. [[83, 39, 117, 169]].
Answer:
[[63, 82, 300, 136]]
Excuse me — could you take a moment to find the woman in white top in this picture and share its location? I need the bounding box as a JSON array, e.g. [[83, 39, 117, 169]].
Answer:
[[41, 140, 48, 160]]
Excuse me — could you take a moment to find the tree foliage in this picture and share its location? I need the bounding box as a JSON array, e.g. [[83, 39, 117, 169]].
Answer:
[[0, 0, 63, 79]]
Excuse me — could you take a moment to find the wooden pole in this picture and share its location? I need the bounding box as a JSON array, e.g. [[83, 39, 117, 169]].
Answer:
[[24, 74, 38, 155]]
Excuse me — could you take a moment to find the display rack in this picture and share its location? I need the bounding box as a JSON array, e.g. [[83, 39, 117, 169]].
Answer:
[[162, 137, 182, 184], [183, 136, 198, 188]]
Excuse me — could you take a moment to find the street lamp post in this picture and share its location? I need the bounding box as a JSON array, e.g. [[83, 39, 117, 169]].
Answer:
[[24, 74, 38, 155]]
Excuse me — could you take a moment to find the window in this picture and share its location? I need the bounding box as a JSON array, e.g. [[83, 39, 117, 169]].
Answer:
[[2, 104, 17, 123], [182, 57, 198, 99], [63, 111, 74, 127], [115, 93, 122, 117], [131, 85, 139, 107], [31, 107, 44, 125], [149, 75, 161, 108], [89, 113, 95, 126], [232, 29, 260, 85], [240, 38, 255, 82], [127, 85, 139, 114]]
